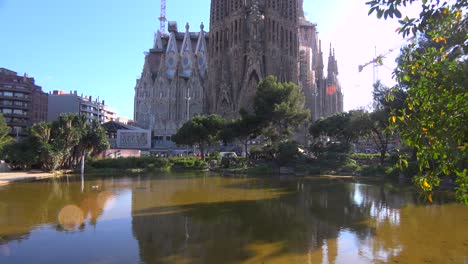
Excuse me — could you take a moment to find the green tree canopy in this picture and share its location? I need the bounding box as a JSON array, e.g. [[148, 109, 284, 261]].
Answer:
[[5, 114, 110, 171], [254, 76, 311, 143], [221, 109, 262, 157], [309, 110, 369, 146], [367, 0, 468, 203], [172, 114, 225, 159], [0, 113, 13, 153]]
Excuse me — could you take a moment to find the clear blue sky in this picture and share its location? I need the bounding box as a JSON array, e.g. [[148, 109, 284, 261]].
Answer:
[[0, 0, 411, 119]]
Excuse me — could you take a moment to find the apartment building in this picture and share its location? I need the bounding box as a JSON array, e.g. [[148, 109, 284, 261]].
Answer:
[[48, 90, 117, 123], [0, 68, 48, 137]]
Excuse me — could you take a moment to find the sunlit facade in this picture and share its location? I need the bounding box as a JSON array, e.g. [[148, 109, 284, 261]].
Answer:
[[0, 67, 48, 137], [47, 90, 117, 124]]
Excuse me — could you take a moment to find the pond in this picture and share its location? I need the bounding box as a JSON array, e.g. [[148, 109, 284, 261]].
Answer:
[[0, 173, 467, 264]]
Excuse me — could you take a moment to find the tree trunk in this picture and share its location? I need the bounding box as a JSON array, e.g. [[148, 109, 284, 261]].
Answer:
[[199, 144, 205, 161], [244, 139, 248, 158], [380, 149, 386, 165], [81, 149, 85, 175]]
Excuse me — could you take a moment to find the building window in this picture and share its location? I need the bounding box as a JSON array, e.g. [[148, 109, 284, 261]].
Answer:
[[0, 100, 12, 106], [13, 109, 25, 115]]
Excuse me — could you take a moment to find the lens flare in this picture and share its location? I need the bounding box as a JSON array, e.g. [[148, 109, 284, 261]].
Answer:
[[58, 205, 84, 231]]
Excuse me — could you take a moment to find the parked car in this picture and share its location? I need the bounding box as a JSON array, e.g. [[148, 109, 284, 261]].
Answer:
[[219, 152, 237, 158]]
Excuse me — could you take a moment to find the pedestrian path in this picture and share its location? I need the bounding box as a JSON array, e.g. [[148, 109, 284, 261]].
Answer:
[[0, 171, 56, 186]]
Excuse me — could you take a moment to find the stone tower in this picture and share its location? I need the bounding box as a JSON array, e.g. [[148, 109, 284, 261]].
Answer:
[[206, 0, 300, 118], [134, 22, 208, 149]]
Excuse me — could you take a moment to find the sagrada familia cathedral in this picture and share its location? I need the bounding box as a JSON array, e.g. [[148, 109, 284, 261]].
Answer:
[[134, 0, 343, 148]]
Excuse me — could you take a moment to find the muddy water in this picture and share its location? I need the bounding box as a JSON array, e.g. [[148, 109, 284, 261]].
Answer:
[[0, 173, 466, 263]]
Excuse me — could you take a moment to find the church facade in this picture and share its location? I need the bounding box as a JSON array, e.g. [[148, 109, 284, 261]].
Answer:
[[134, 22, 208, 149], [134, 0, 343, 149]]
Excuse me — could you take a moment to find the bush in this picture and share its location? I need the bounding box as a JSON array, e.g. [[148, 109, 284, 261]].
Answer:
[[171, 157, 208, 170], [341, 159, 360, 172], [210, 151, 221, 159], [221, 156, 247, 169], [248, 163, 274, 175], [359, 165, 386, 177], [91, 156, 207, 171], [2, 141, 38, 170], [263, 141, 300, 166], [147, 158, 171, 170], [385, 165, 401, 179]]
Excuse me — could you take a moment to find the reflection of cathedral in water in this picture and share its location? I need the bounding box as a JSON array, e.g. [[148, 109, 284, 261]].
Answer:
[[129, 178, 411, 263]]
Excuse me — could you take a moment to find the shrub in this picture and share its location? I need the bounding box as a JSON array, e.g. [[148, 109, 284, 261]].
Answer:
[[91, 156, 207, 171], [359, 165, 386, 177], [171, 157, 208, 170], [221, 156, 247, 169], [248, 163, 274, 175]]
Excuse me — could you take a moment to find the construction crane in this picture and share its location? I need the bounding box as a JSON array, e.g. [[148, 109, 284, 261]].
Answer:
[[358, 48, 395, 83], [159, 0, 167, 33]]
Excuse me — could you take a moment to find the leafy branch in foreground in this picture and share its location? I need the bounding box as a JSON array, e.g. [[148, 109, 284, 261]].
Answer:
[[367, 0, 468, 203]]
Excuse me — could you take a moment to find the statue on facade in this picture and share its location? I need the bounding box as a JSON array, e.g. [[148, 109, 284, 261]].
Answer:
[[246, 0, 265, 50]]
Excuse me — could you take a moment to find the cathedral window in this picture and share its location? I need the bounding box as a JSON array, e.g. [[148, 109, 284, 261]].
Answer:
[[220, 29, 223, 51], [224, 30, 228, 50], [215, 31, 219, 53], [272, 21, 276, 41], [234, 20, 238, 44], [239, 19, 242, 41], [289, 31, 294, 55], [280, 27, 284, 49]]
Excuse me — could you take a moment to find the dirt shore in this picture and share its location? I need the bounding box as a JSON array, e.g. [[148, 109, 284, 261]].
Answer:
[[0, 171, 58, 186]]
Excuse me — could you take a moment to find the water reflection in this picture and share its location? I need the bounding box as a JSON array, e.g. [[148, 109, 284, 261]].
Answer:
[[0, 178, 117, 237], [0, 175, 466, 263]]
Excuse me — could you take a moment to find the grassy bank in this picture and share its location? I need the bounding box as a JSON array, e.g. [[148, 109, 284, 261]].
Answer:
[[88, 156, 209, 173]]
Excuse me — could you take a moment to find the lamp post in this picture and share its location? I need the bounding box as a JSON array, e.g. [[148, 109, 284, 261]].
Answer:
[[184, 79, 191, 156], [185, 86, 191, 121]]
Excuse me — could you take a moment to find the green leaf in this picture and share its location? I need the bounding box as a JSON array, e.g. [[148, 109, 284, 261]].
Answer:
[[377, 9, 384, 19], [395, 9, 402, 18], [368, 7, 377, 15]]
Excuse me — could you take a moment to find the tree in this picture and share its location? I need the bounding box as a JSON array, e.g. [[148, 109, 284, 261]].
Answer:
[[23, 114, 109, 171], [221, 109, 262, 157], [367, 82, 407, 165], [0, 113, 13, 153], [73, 118, 110, 174], [254, 76, 311, 143], [1, 140, 38, 169], [172, 115, 225, 159], [309, 110, 368, 147], [29, 122, 57, 171], [367, 0, 468, 203]]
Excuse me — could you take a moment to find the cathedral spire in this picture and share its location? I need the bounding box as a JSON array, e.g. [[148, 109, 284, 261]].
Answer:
[[153, 31, 163, 51], [165, 26, 179, 79], [195, 22, 208, 78], [179, 22, 194, 79], [328, 44, 338, 76]]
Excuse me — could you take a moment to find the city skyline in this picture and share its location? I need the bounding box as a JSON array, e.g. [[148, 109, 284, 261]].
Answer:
[[0, 0, 413, 119]]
